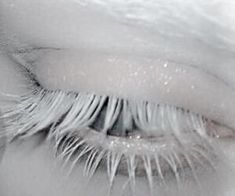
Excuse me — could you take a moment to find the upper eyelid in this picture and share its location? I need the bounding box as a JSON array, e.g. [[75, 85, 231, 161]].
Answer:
[[10, 47, 230, 89], [7, 47, 232, 98], [7, 47, 235, 133], [7, 46, 231, 87]]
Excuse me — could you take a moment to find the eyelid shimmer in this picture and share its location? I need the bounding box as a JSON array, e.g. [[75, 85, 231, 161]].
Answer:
[[26, 49, 235, 133]]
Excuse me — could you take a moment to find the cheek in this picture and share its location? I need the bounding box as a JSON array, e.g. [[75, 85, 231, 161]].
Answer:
[[0, 137, 71, 196], [218, 140, 235, 196]]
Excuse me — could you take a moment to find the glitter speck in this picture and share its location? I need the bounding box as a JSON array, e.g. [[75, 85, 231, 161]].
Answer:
[[163, 63, 168, 68], [191, 85, 195, 89]]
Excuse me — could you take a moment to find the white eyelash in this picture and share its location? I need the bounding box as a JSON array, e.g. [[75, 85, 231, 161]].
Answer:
[[1, 87, 218, 195]]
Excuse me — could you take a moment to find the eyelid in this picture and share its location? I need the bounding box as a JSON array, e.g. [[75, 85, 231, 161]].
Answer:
[[17, 49, 235, 133]]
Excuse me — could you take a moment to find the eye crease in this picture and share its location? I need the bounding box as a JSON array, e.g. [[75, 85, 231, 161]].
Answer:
[[1, 55, 231, 196]]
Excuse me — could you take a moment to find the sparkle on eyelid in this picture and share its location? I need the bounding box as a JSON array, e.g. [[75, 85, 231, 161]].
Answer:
[[191, 85, 195, 90], [163, 63, 168, 68], [164, 81, 169, 86]]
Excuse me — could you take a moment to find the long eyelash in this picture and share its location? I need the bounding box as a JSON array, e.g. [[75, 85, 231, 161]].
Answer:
[[1, 83, 218, 195]]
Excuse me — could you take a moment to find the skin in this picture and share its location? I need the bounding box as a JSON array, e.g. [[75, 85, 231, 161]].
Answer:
[[0, 0, 235, 195]]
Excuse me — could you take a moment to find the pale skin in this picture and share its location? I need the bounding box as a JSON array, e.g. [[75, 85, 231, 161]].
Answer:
[[0, 0, 235, 196]]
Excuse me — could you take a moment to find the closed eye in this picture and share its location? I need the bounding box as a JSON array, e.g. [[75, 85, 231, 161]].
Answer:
[[8, 47, 235, 131], [0, 1, 235, 196], [1, 48, 234, 196]]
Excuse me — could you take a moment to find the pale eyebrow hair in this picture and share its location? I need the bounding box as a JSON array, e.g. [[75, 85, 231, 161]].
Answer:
[[75, 0, 235, 52]]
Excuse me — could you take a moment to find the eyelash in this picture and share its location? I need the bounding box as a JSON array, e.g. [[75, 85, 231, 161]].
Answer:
[[1, 62, 220, 195]]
